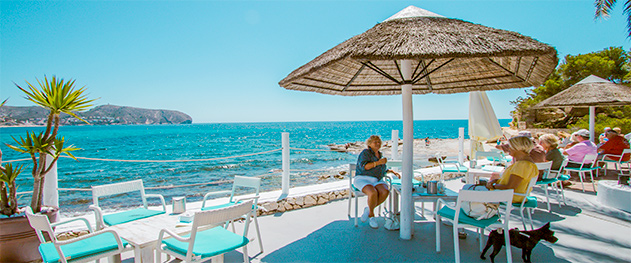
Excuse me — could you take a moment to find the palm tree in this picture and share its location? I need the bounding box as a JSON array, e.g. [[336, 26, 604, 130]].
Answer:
[[594, 0, 631, 37], [6, 76, 95, 213]]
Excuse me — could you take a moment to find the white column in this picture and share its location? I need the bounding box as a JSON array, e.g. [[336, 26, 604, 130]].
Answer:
[[42, 154, 59, 209], [391, 130, 399, 160], [400, 59, 414, 240], [458, 127, 465, 166], [589, 106, 596, 143], [282, 132, 290, 196]]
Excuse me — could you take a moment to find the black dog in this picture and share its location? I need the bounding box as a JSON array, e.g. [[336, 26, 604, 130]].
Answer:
[[480, 222, 558, 263]]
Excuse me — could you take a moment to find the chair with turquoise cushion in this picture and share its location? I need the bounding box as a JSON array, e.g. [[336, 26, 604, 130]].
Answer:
[[512, 176, 539, 230], [25, 207, 130, 263], [347, 163, 384, 227], [436, 153, 468, 177], [564, 154, 600, 192], [534, 161, 554, 212], [537, 158, 570, 210], [156, 200, 254, 263], [89, 179, 166, 230], [201, 176, 263, 255], [602, 149, 631, 176], [435, 189, 514, 263]]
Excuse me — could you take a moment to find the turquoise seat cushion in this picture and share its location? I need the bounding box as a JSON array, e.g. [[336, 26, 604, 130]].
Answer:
[[103, 208, 165, 226], [442, 166, 468, 173], [162, 226, 249, 259], [388, 178, 422, 186], [201, 202, 237, 211], [558, 174, 571, 181], [564, 166, 599, 172], [39, 232, 128, 263], [536, 178, 558, 185], [437, 206, 500, 228], [514, 196, 537, 208]]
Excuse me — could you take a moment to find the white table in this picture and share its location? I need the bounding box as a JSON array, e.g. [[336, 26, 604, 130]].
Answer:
[[391, 184, 458, 219], [107, 212, 200, 263]]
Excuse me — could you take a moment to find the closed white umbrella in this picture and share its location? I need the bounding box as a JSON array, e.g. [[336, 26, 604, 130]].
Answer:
[[469, 91, 503, 159]]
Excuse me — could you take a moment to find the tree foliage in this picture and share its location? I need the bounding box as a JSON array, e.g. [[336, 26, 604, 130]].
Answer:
[[511, 46, 630, 129]]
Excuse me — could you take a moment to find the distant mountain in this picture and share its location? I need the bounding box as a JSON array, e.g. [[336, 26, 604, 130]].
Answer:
[[0, 104, 193, 126]]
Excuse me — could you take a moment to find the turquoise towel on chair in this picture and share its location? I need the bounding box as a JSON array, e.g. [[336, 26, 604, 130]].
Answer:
[[443, 166, 468, 173], [103, 208, 165, 226], [162, 227, 249, 259], [388, 178, 422, 186], [39, 232, 128, 263]]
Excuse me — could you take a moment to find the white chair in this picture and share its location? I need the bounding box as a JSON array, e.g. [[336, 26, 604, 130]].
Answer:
[[201, 176, 263, 255], [90, 179, 166, 230], [602, 149, 631, 176], [435, 153, 468, 177], [564, 154, 600, 192], [25, 207, 131, 263], [156, 201, 254, 263], [435, 189, 514, 263], [534, 161, 554, 212], [512, 176, 539, 230], [347, 163, 384, 227]]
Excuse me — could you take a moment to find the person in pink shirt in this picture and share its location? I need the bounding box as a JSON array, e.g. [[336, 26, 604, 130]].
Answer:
[[563, 129, 598, 168]]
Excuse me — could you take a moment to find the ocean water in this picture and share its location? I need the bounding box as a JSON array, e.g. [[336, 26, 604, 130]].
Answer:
[[1, 119, 510, 216]]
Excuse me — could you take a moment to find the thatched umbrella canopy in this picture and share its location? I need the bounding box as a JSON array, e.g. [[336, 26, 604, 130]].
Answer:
[[279, 6, 558, 241], [279, 8, 558, 95], [535, 74, 631, 140]]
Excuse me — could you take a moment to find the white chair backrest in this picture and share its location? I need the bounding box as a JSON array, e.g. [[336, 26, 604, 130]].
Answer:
[[550, 158, 569, 177], [535, 161, 553, 179], [349, 163, 357, 191], [435, 153, 445, 169], [92, 179, 147, 208], [25, 207, 55, 243], [454, 189, 514, 222], [192, 200, 253, 228], [583, 154, 599, 167], [525, 176, 538, 195], [230, 176, 261, 202]]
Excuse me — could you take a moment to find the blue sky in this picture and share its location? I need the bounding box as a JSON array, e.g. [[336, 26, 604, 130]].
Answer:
[[1, 0, 629, 123]]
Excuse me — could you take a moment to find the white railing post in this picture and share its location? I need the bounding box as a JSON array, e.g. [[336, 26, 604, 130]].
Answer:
[[42, 154, 59, 210], [391, 130, 399, 160], [458, 127, 465, 166], [282, 132, 290, 195]]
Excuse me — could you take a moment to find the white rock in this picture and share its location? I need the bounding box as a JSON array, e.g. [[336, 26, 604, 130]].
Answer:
[[284, 202, 293, 210], [304, 195, 317, 206], [296, 196, 305, 206], [317, 197, 328, 205]]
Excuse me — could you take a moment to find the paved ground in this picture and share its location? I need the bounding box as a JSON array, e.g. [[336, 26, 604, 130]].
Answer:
[[119, 176, 631, 263]]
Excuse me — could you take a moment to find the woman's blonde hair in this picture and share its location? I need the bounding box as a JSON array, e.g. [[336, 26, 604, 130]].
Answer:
[[366, 135, 382, 145], [509, 136, 534, 153], [539, 134, 559, 148]]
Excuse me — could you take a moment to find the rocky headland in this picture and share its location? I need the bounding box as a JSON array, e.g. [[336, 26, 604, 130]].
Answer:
[[0, 104, 192, 126]]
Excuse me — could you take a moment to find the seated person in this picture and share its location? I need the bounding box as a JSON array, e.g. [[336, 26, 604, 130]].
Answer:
[[598, 127, 612, 147], [563, 129, 597, 168], [354, 135, 400, 229], [538, 134, 564, 179], [598, 129, 631, 162], [485, 136, 539, 203], [496, 131, 546, 163]]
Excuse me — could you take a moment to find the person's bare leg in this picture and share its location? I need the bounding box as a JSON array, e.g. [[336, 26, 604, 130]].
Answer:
[[375, 184, 390, 207], [362, 185, 378, 217]]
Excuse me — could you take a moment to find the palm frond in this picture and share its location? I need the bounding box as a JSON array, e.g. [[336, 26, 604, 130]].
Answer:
[[595, 0, 618, 18]]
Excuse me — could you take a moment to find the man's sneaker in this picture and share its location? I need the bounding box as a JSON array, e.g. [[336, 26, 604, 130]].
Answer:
[[361, 207, 369, 223], [369, 217, 379, 229]]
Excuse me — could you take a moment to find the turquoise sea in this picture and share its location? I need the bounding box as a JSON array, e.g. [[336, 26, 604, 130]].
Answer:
[[1, 119, 510, 216]]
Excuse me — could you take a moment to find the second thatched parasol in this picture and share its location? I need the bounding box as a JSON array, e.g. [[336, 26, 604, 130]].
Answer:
[[535, 74, 631, 141]]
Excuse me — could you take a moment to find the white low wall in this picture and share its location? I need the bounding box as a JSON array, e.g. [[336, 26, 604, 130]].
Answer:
[[597, 180, 631, 213]]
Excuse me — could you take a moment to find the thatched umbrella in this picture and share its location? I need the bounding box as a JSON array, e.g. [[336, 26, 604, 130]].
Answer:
[[535, 74, 631, 141], [279, 6, 557, 240]]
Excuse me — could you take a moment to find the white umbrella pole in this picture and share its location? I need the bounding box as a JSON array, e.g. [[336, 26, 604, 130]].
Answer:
[[458, 127, 464, 166], [589, 106, 595, 142], [400, 60, 413, 240], [391, 130, 399, 160]]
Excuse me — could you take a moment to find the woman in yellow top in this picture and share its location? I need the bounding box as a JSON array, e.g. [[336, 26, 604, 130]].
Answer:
[[485, 136, 539, 203]]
